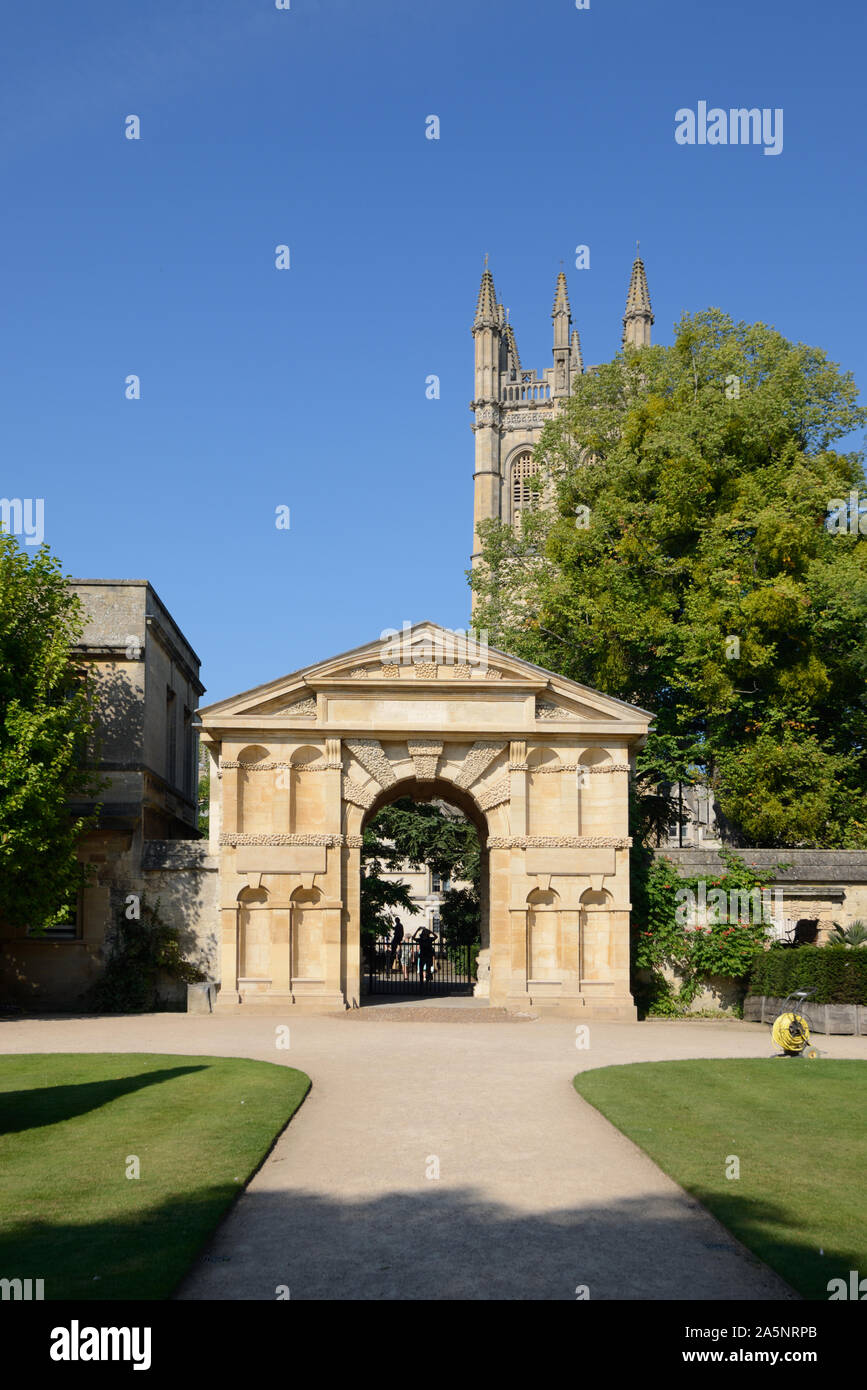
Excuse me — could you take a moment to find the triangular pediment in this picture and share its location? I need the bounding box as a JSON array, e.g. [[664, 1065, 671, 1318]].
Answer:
[[198, 621, 653, 734]]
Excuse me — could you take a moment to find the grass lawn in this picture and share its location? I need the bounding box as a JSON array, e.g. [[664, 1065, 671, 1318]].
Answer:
[[573, 1058, 867, 1300], [0, 1052, 310, 1299]]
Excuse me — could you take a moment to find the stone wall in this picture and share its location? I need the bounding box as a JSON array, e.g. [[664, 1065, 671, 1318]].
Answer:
[[140, 840, 219, 1001], [648, 847, 867, 1015], [652, 848, 867, 941]]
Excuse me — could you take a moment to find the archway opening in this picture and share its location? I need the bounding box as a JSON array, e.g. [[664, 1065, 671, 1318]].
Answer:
[[359, 777, 488, 999]]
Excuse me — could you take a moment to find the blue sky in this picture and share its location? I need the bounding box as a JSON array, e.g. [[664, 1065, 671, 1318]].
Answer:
[[1, 0, 864, 703]]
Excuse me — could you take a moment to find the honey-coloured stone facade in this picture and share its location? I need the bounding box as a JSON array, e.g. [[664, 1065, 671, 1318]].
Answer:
[[198, 622, 654, 1019]]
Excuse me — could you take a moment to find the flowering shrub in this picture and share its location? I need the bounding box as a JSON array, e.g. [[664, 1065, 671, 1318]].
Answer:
[[631, 850, 776, 1014]]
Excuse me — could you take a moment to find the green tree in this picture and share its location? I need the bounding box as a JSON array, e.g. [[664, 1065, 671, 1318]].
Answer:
[[0, 533, 101, 929], [471, 310, 867, 848]]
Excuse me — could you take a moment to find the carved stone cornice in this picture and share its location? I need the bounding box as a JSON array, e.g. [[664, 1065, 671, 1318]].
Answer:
[[222, 759, 333, 772], [487, 835, 631, 850], [507, 762, 630, 775], [221, 833, 344, 847]]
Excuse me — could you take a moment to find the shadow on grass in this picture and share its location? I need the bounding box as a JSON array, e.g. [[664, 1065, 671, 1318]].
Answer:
[[0, 1185, 241, 1301], [0, 1066, 208, 1135]]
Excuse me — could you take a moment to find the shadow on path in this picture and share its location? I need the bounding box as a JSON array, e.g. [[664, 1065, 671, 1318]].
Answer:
[[175, 1184, 810, 1301]]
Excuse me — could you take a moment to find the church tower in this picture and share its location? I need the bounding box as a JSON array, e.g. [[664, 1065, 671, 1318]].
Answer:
[[471, 253, 653, 589]]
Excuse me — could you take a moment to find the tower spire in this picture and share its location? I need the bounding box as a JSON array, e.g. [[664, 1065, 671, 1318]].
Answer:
[[622, 250, 653, 349], [570, 327, 583, 376], [474, 261, 499, 329], [551, 269, 572, 396], [552, 270, 571, 341]]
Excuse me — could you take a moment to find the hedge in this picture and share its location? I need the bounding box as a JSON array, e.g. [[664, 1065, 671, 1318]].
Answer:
[[747, 945, 867, 1005]]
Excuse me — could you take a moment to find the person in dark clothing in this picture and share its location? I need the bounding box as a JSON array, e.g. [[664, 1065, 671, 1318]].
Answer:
[[388, 920, 404, 970], [412, 924, 438, 983]]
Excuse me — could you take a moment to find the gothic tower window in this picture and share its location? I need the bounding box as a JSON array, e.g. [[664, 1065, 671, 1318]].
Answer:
[[511, 451, 540, 531]]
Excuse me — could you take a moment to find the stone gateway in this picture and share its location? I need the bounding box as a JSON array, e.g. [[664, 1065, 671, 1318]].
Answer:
[[198, 622, 653, 1019]]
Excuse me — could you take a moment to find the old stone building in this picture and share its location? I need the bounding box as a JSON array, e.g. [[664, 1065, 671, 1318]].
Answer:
[[0, 580, 217, 1007], [470, 252, 653, 574], [198, 622, 653, 1018]]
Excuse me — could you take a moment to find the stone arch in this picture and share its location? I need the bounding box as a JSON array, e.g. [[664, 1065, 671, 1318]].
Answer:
[[290, 885, 325, 983], [508, 448, 540, 531], [356, 774, 493, 995], [290, 744, 322, 765], [238, 744, 270, 764], [288, 744, 324, 832], [578, 747, 612, 769], [234, 745, 269, 828], [237, 885, 270, 982], [202, 626, 648, 1019], [237, 746, 271, 831], [580, 887, 614, 980], [576, 747, 614, 836], [526, 745, 561, 769], [527, 886, 561, 982], [527, 745, 563, 835]]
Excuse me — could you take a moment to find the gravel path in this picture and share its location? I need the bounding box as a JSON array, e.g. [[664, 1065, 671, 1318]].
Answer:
[[5, 1007, 862, 1300]]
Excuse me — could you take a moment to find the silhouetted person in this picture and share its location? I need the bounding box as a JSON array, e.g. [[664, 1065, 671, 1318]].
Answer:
[[412, 924, 437, 983], [388, 920, 404, 969]]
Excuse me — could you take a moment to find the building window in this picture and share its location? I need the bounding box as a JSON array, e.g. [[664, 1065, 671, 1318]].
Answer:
[[166, 687, 177, 786], [27, 896, 80, 941], [183, 706, 196, 800], [432, 872, 451, 894], [511, 451, 540, 530]]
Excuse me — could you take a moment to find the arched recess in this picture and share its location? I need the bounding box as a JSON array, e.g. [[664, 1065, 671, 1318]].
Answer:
[[576, 747, 613, 836], [527, 886, 560, 981], [526, 746, 562, 836], [237, 885, 270, 981], [237, 745, 270, 832], [288, 744, 323, 833], [580, 887, 613, 980], [578, 747, 612, 769], [290, 885, 325, 982], [354, 775, 494, 975]]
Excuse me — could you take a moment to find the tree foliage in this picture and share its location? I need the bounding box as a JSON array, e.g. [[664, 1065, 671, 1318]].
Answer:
[[0, 534, 100, 928], [471, 310, 867, 847]]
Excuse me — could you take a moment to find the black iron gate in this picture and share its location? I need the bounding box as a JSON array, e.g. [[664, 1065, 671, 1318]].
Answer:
[[366, 932, 478, 996]]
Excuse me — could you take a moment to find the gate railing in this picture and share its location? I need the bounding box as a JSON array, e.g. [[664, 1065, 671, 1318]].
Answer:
[[365, 934, 478, 996]]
